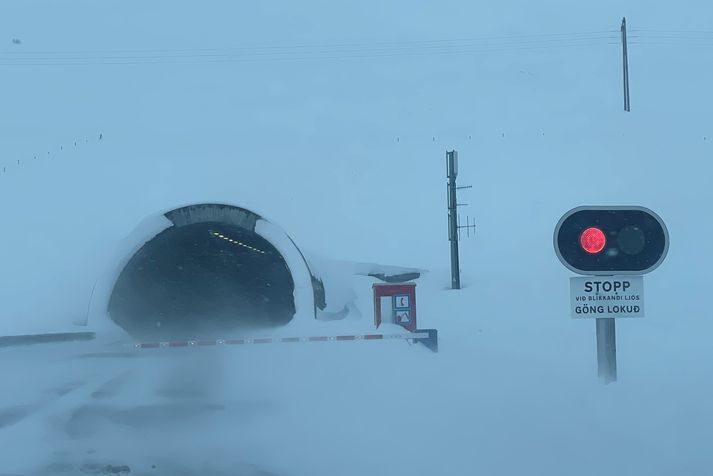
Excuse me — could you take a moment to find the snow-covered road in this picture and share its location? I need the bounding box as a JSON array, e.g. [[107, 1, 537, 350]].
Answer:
[[3, 272, 712, 476]]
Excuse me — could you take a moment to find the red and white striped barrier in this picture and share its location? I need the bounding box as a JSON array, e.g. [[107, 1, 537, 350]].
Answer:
[[126, 329, 438, 352]]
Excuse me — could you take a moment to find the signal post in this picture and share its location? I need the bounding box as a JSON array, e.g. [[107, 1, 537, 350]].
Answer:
[[553, 206, 669, 383]]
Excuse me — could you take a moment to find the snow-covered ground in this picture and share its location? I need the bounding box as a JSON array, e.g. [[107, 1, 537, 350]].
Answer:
[[2, 271, 712, 476], [1, 0, 713, 474]]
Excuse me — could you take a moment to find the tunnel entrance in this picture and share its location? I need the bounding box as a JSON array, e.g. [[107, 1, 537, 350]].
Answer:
[[108, 220, 296, 340]]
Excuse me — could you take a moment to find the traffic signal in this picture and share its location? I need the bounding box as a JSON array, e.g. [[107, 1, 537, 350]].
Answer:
[[554, 206, 669, 275]]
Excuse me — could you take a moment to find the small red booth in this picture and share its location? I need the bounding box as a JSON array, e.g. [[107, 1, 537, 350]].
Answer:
[[372, 282, 417, 332]]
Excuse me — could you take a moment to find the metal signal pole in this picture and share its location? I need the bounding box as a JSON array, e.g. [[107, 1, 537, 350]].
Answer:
[[447, 151, 460, 289], [621, 17, 630, 112], [446, 150, 476, 290], [596, 318, 617, 383]]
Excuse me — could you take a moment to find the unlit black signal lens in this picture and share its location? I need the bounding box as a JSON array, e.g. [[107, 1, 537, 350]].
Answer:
[[617, 225, 646, 255]]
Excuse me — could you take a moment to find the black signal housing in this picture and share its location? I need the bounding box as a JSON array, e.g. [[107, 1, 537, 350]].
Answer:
[[554, 206, 669, 275]]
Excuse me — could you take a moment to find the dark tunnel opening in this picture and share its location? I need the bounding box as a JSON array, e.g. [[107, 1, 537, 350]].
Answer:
[[108, 221, 296, 339]]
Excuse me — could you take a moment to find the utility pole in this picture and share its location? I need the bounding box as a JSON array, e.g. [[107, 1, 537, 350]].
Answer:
[[446, 150, 475, 290], [621, 17, 630, 112]]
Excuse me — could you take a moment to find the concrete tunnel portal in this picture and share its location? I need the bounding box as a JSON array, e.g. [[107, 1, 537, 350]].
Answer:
[[105, 204, 319, 340]]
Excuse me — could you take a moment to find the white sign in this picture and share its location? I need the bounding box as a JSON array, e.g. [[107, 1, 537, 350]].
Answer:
[[394, 295, 410, 309], [570, 276, 644, 319], [395, 310, 411, 323]]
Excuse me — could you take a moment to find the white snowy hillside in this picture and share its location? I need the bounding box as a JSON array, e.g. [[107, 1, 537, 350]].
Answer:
[[1, 0, 712, 475]]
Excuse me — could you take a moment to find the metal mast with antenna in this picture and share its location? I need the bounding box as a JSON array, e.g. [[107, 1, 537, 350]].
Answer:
[[446, 150, 476, 289]]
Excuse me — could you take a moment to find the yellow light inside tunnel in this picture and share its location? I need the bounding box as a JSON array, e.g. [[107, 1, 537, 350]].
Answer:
[[209, 230, 266, 254]]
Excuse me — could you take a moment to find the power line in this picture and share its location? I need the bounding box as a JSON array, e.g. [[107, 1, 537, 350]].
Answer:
[[633, 34, 713, 39], [0, 38, 618, 61], [0, 32, 620, 66], [0, 42, 618, 67], [0, 30, 619, 56], [630, 28, 713, 35], [3, 28, 711, 67], [626, 30, 713, 46]]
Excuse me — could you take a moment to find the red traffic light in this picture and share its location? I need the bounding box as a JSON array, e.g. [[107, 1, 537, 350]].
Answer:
[[554, 206, 669, 275], [580, 227, 606, 254]]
